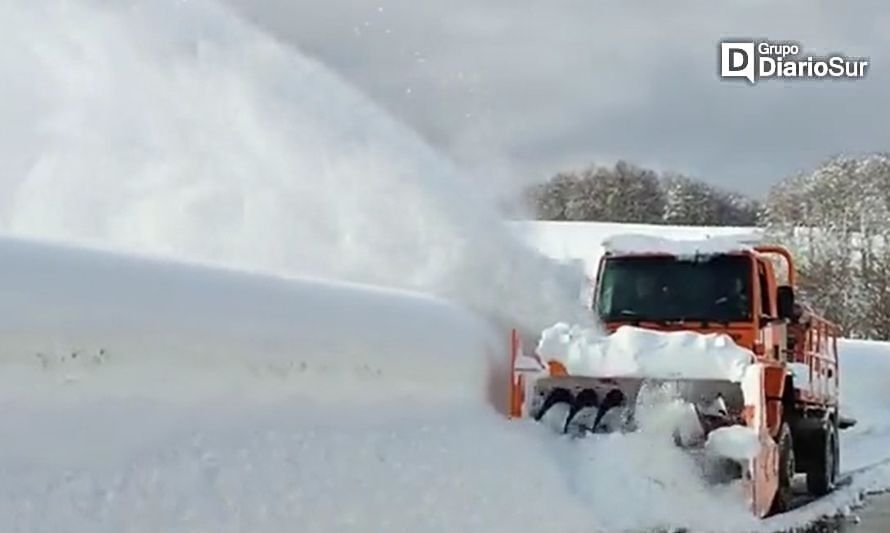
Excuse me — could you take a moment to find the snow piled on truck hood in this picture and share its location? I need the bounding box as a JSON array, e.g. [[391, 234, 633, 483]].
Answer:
[[537, 323, 754, 382]]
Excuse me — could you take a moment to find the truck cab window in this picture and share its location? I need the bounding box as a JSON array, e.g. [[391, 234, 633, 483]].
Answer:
[[758, 261, 771, 317]]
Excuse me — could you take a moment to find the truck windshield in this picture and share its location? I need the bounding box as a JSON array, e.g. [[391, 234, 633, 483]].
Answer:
[[596, 255, 752, 323]]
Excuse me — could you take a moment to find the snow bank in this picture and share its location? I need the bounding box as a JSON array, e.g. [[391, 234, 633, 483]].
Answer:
[[0, 236, 499, 403], [836, 339, 890, 472], [536, 323, 754, 381]]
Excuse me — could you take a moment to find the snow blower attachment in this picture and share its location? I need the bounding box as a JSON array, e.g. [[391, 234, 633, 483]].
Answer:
[[509, 238, 842, 518], [530, 375, 744, 438]]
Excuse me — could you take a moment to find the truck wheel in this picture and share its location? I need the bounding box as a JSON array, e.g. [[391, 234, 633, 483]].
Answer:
[[806, 419, 838, 496], [770, 421, 795, 515]]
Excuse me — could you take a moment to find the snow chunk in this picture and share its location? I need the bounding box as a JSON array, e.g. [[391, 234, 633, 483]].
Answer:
[[536, 324, 755, 382], [706, 426, 761, 461], [603, 233, 760, 258]]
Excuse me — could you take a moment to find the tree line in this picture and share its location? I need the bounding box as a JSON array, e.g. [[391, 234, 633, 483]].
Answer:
[[525, 161, 760, 226], [526, 154, 890, 340]]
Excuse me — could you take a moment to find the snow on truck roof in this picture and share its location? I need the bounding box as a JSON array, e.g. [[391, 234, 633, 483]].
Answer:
[[602, 232, 762, 259]]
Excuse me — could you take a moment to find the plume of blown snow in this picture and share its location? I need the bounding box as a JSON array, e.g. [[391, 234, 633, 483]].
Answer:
[[0, 0, 589, 332]]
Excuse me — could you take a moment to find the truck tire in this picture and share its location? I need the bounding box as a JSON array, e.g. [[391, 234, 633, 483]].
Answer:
[[806, 419, 838, 496], [770, 421, 795, 515]]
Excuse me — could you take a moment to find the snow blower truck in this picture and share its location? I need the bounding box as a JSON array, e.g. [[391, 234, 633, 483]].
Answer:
[[508, 237, 842, 517]]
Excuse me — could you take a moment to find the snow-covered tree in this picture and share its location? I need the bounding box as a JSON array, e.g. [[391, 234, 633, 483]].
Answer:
[[661, 174, 760, 226], [661, 174, 720, 225], [528, 162, 757, 227], [529, 172, 577, 220], [720, 192, 761, 227], [762, 153, 890, 339], [575, 161, 664, 223]]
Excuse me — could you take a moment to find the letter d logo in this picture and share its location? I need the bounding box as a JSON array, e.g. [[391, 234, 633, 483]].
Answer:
[[720, 42, 755, 83]]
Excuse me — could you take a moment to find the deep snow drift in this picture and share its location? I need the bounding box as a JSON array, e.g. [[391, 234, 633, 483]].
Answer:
[[0, 236, 500, 403]]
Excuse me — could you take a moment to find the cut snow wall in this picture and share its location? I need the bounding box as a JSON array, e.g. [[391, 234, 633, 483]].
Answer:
[[0, 237, 501, 404]]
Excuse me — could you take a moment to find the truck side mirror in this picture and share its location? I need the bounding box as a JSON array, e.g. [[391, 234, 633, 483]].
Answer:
[[777, 285, 795, 320]]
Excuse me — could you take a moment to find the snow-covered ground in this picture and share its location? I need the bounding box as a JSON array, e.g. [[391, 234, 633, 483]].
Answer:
[[2, 0, 889, 531], [0, 236, 517, 532], [0, 227, 888, 533]]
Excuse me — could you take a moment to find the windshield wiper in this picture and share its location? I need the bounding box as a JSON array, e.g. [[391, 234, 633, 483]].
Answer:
[[665, 316, 734, 327], [612, 312, 734, 328], [613, 310, 669, 325]]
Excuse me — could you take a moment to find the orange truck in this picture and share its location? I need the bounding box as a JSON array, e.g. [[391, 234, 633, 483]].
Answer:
[[509, 241, 844, 517]]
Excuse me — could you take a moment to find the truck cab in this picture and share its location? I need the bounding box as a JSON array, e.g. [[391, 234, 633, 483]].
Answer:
[[590, 243, 841, 509], [592, 247, 792, 357]]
